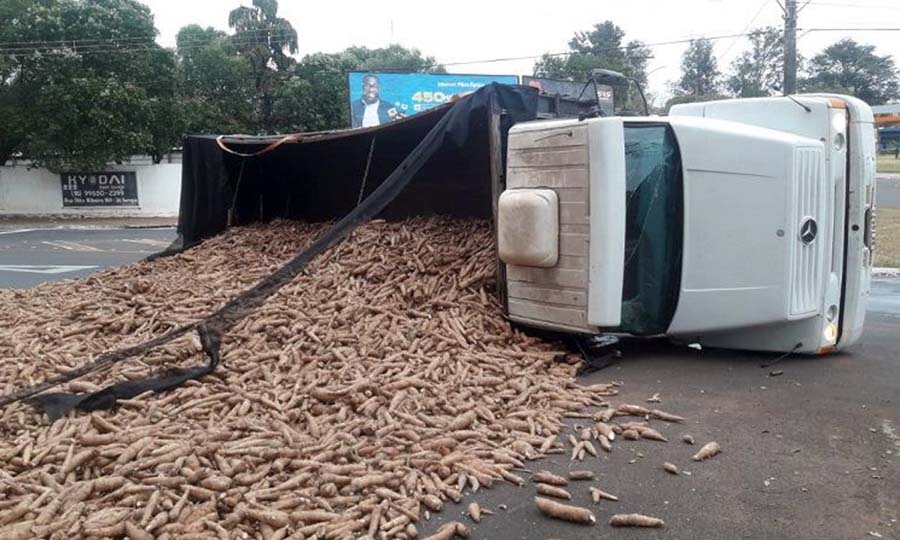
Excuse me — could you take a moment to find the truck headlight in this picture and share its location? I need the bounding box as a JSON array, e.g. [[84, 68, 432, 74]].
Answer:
[[831, 110, 847, 150], [831, 111, 846, 134]]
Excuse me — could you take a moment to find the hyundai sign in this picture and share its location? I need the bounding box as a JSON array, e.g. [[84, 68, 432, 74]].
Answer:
[[348, 71, 519, 128], [60, 172, 139, 207]]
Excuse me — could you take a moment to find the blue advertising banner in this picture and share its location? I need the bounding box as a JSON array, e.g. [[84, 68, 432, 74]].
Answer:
[[348, 71, 519, 128]]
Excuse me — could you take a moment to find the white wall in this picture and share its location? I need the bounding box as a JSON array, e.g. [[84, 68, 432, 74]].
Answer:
[[0, 162, 181, 218]]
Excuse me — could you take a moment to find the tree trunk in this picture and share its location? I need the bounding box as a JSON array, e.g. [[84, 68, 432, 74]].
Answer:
[[0, 145, 16, 166]]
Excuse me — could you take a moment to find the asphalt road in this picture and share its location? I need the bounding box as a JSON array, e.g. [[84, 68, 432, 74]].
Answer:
[[0, 227, 177, 288], [420, 282, 900, 540], [1, 227, 898, 538]]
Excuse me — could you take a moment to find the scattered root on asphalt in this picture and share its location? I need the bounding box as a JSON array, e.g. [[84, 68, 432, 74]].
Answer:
[[609, 513, 665, 528], [692, 441, 722, 461], [0, 218, 698, 537]]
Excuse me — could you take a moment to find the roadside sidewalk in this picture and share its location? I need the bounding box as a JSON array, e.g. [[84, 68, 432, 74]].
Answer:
[[874, 267, 900, 278], [0, 216, 177, 231]]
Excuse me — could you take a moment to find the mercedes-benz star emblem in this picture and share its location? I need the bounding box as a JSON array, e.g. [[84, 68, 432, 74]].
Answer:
[[799, 217, 818, 244]]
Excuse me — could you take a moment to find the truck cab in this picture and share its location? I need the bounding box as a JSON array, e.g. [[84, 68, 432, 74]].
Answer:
[[497, 94, 876, 354]]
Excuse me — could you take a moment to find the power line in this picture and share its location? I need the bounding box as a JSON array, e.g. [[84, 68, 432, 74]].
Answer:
[[3, 27, 898, 74], [0, 30, 759, 61], [0, 28, 282, 48], [0, 35, 299, 55], [0, 31, 301, 56], [438, 31, 771, 68], [805, 1, 900, 9], [801, 26, 900, 31], [0, 35, 157, 48], [720, 0, 772, 60]]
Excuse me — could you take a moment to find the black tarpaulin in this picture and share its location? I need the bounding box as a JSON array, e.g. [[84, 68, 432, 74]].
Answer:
[[8, 83, 542, 418], [177, 83, 540, 247]]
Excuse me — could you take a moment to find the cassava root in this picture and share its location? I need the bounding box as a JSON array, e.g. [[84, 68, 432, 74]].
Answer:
[[0, 218, 688, 537]]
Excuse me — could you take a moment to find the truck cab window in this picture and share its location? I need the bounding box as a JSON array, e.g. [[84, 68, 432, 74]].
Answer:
[[618, 124, 683, 335]]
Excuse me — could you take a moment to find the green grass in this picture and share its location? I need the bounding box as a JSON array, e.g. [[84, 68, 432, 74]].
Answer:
[[877, 153, 900, 174], [875, 207, 900, 268]]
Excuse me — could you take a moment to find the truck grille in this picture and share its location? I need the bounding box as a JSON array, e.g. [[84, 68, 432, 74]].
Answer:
[[790, 147, 826, 317]]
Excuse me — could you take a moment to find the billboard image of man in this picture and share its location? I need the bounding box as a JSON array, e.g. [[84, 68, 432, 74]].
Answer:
[[351, 74, 404, 128]]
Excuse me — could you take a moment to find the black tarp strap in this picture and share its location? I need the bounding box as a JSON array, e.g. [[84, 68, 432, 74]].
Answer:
[[1, 84, 539, 418], [227, 160, 247, 227], [27, 324, 221, 421], [357, 134, 377, 206]]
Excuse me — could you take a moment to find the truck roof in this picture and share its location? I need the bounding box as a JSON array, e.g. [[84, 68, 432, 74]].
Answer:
[[671, 94, 874, 124]]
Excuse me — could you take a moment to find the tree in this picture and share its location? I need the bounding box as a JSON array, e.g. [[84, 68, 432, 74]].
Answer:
[[346, 44, 443, 73], [176, 25, 255, 135], [535, 22, 649, 85], [228, 0, 297, 132], [0, 0, 32, 164], [273, 45, 444, 133], [0, 0, 181, 170], [675, 38, 720, 96], [726, 27, 784, 97], [533, 21, 649, 110], [802, 39, 899, 105], [0, 65, 25, 165], [273, 52, 357, 133], [144, 46, 184, 163], [532, 54, 569, 80]]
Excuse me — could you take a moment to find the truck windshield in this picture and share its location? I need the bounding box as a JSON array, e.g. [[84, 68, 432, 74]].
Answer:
[[618, 124, 683, 335]]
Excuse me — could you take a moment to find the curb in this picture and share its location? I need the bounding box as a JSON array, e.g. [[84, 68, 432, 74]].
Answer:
[[873, 267, 900, 278], [0, 224, 176, 233], [0, 218, 177, 232]]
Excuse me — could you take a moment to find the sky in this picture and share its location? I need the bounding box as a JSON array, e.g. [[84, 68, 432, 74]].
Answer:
[[145, 0, 900, 105]]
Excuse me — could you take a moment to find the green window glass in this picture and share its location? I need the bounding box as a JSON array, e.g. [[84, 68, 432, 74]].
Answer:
[[618, 124, 684, 335]]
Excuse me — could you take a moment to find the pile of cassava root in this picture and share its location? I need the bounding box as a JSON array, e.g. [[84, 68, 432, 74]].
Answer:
[[0, 217, 691, 539]]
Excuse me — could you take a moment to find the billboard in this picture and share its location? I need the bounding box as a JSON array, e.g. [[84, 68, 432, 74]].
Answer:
[[348, 71, 519, 128]]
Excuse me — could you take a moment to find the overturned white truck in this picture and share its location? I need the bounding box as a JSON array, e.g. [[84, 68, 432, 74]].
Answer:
[[161, 85, 876, 359], [2, 88, 876, 417], [498, 94, 875, 354]]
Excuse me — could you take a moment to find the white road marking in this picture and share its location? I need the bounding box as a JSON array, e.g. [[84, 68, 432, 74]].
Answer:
[[41, 241, 74, 251], [58, 240, 102, 252], [41, 240, 101, 252], [120, 238, 172, 248], [0, 228, 45, 236], [0, 265, 98, 274]]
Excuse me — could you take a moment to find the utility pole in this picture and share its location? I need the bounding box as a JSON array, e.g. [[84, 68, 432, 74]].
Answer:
[[782, 0, 798, 95]]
